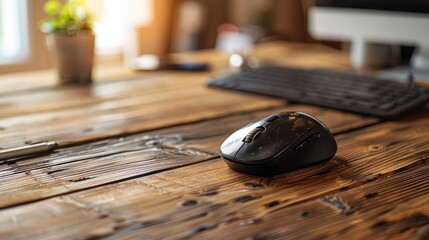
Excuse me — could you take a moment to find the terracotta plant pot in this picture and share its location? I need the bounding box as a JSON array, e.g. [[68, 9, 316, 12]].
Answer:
[[46, 33, 95, 85]]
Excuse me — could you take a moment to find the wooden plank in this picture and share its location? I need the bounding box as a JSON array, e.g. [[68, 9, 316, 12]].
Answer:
[[1, 111, 428, 239], [0, 62, 159, 95], [3, 164, 427, 240], [0, 83, 285, 148], [0, 105, 376, 208], [0, 73, 211, 118], [193, 162, 429, 239]]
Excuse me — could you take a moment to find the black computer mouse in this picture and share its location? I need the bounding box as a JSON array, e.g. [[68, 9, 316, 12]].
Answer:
[[220, 112, 337, 176]]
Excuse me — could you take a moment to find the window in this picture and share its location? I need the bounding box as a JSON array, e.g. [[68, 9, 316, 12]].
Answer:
[[0, 0, 29, 64], [93, 0, 153, 55], [0, 0, 50, 74]]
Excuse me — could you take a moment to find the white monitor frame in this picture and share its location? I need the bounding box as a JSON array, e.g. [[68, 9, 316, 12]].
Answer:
[[309, 7, 429, 70]]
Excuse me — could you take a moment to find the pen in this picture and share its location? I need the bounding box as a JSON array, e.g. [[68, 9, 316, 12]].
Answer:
[[0, 141, 58, 161]]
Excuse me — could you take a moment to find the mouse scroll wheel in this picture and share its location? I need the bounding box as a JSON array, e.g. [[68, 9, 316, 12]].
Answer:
[[243, 127, 265, 143]]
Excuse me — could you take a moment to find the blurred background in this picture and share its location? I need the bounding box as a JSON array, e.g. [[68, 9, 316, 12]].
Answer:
[[1, 0, 428, 79], [0, 0, 333, 74]]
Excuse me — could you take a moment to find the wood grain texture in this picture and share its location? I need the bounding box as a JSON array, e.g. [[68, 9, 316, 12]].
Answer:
[[0, 75, 285, 148], [195, 162, 429, 240], [0, 61, 162, 95], [1, 42, 428, 240], [0, 111, 427, 239], [0, 74, 184, 117], [0, 105, 376, 209]]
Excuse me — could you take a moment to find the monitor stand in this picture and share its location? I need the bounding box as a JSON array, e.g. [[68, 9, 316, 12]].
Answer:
[[350, 40, 399, 69], [352, 40, 429, 82], [411, 44, 429, 70], [379, 66, 429, 83], [379, 45, 429, 82]]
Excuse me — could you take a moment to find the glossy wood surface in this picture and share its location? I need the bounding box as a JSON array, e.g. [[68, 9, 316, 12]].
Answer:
[[0, 42, 427, 240]]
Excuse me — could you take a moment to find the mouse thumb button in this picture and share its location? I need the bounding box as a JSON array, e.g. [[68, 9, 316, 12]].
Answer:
[[307, 133, 321, 142]]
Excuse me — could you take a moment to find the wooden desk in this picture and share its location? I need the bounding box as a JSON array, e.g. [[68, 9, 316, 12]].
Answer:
[[0, 42, 428, 239]]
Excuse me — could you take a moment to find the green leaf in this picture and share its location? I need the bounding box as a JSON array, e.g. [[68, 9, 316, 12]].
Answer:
[[40, 0, 93, 35], [43, 0, 61, 15]]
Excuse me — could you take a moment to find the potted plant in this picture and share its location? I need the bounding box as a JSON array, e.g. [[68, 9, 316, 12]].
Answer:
[[41, 0, 95, 84]]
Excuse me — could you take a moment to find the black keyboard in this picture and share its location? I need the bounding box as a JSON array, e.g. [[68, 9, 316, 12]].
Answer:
[[207, 66, 429, 118]]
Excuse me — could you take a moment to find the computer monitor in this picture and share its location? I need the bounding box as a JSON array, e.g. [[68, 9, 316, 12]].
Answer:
[[309, 0, 429, 73]]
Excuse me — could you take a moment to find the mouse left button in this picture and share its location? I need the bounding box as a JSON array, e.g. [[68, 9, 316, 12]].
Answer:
[[220, 139, 243, 160], [220, 118, 269, 161], [221, 125, 256, 160]]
